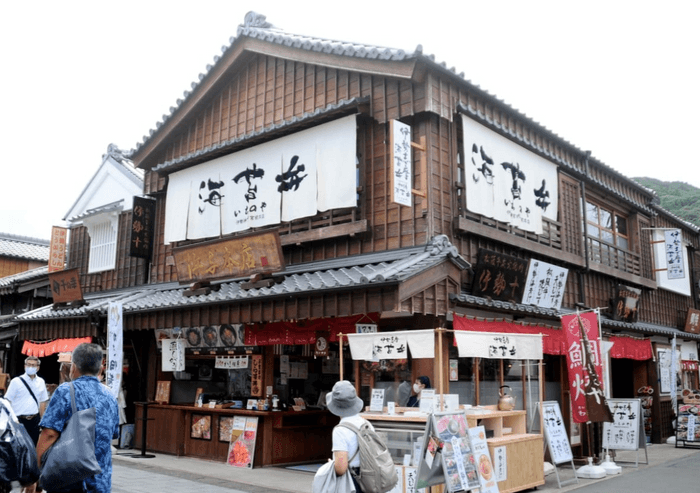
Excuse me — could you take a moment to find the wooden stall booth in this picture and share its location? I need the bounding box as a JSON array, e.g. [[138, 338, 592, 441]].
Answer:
[[341, 328, 545, 493]]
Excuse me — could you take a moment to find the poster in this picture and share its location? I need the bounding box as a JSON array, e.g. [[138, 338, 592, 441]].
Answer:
[[370, 388, 385, 412], [491, 446, 506, 483], [161, 339, 185, 372], [417, 411, 480, 492], [521, 259, 568, 309], [106, 302, 123, 398], [391, 119, 412, 207], [227, 416, 258, 468], [191, 414, 211, 440], [603, 399, 642, 451], [541, 401, 573, 464], [468, 426, 499, 493], [658, 348, 672, 394]]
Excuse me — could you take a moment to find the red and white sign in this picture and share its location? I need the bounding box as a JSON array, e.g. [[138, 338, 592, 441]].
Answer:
[[561, 312, 604, 423]]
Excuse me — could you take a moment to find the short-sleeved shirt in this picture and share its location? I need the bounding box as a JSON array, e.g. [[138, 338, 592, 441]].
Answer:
[[5, 374, 49, 416], [332, 415, 374, 468], [40, 376, 120, 493]]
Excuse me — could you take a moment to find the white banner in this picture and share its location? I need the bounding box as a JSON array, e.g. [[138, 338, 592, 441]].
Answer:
[[664, 229, 685, 279], [462, 114, 558, 234], [521, 259, 569, 309], [162, 338, 186, 372], [392, 120, 412, 207], [165, 115, 357, 243], [454, 331, 543, 360], [107, 302, 123, 398], [347, 330, 435, 360]]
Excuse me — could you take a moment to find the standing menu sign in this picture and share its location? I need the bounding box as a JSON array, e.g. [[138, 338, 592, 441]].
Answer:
[[540, 401, 578, 489], [417, 411, 480, 492], [227, 416, 259, 468], [602, 399, 642, 451], [541, 401, 573, 464]]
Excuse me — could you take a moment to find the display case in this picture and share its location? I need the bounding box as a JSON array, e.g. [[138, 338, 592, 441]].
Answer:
[[675, 397, 700, 448]]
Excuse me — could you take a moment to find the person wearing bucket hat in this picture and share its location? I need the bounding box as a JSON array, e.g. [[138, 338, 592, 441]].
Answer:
[[327, 381, 372, 492]]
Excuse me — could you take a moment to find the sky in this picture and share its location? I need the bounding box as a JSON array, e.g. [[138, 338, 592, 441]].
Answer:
[[2, 1, 698, 240]]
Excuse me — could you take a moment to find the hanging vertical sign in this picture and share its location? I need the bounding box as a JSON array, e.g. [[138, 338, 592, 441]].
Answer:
[[48, 226, 68, 272], [162, 339, 185, 372], [471, 249, 529, 302], [390, 120, 412, 207], [250, 354, 263, 397], [612, 284, 641, 323], [130, 196, 156, 259], [107, 302, 123, 398], [664, 229, 685, 279]]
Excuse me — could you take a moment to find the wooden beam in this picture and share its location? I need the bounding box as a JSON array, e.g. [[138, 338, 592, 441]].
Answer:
[[278, 220, 368, 246]]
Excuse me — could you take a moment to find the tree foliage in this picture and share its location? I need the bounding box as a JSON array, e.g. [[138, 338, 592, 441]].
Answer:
[[634, 177, 700, 227]]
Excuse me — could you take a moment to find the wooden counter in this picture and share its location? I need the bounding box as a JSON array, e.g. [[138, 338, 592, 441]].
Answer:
[[135, 403, 338, 467]]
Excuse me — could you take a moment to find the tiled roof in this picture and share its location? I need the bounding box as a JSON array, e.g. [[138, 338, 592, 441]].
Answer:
[[68, 200, 124, 223], [0, 233, 49, 262], [19, 236, 469, 322], [450, 293, 700, 341], [0, 265, 49, 294]]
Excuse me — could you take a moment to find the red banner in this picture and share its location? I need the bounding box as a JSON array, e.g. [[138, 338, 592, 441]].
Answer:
[[561, 312, 605, 423], [21, 337, 92, 357]]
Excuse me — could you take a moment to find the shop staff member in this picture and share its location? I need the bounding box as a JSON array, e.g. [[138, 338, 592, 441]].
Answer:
[[5, 356, 49, 444], [406, 376, 431, 407]]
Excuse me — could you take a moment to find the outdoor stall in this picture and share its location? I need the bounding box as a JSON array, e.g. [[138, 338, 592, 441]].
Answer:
[[339, 328, 545, 493]]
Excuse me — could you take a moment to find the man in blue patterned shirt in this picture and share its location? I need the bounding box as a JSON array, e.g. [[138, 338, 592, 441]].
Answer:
[[37, 343, 120, 493]]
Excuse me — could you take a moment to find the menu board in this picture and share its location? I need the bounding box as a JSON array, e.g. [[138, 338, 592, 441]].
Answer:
[[468, 426, 499, 493], [417, 411, 480, 492], [227, 416, 258, 468], [603, 399, 642, 451], [541, 401, 573, 464]]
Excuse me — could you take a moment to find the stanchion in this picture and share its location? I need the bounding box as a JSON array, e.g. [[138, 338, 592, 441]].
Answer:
[[118, 401, 156, 458]]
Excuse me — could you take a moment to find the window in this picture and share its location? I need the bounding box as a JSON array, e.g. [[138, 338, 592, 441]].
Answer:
[[586, 201, 629, 250], [83, 213, 119, 273]]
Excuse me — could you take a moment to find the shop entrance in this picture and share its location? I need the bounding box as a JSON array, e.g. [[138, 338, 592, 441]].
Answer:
[[611, 358, 635, 398]]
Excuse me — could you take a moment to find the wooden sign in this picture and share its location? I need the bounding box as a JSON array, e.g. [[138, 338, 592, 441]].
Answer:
[[130, 196, 156, 259], [250, 354, 263, 397], [227, 416, 258, 468], [49, 268, 83, 304], [603, 399, 642, 451], [685, 308, 700, 334], [471, 249, 528, 302], [612, 284, 641, 323], [541, 401, 573, 464], [48, 226, 68, 273], [155, 381, 171, 404], [172, 230, 284, 284]]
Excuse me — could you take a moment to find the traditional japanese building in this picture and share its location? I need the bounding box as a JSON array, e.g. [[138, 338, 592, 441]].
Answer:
[[15, 11, 700, 466]]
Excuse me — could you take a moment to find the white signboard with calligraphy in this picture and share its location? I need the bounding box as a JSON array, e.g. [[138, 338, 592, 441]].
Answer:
[[664, 229, 685, 279], [165, 115, 357, 243], [391, 119, 412, 207], [521, 259, 569, 309], [462, 114, 559, 235], [107, 302, 124, 397], [454, 331, 543, 360], [162, 338, 185, 372], [603, 399, 642, 451], [215, 356, 249, 370], [541, 401, 573, 464]]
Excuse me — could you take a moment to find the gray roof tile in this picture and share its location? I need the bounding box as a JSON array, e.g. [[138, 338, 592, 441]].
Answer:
[[0, 233, 49, 262]]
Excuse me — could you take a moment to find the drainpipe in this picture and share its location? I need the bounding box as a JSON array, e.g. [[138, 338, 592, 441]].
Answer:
[[578, 151, 592, 306]]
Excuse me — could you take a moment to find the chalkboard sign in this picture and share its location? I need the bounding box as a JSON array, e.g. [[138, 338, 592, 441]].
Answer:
[[603, 399, 642, 451], [541, 401, 573, 464]]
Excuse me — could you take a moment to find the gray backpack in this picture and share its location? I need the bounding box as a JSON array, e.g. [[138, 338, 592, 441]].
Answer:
[[337, 421, 399, 493]]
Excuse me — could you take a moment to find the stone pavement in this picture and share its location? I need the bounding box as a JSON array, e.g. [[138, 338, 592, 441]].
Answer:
[[8, 441, 700, 492]]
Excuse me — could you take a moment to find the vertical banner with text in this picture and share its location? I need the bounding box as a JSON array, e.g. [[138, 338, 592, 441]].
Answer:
[[107, 302, 123, 398], [561, 311, 605, 423], [48, 226, 68, 272]]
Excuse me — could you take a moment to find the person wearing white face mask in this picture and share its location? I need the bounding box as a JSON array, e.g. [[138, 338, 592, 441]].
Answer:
[[406, 376, 431, 407], [5, 356, 48, 493]]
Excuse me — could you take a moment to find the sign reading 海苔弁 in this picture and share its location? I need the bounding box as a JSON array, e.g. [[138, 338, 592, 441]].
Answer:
[[172, 231, 284, 284], [471, 249, 528, 302]]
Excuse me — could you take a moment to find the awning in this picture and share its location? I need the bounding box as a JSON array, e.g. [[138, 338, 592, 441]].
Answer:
[[346, 329, 435, 360], [21, 337, 92, 357]]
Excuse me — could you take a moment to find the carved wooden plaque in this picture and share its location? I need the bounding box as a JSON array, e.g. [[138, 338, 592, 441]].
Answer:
[[172, 231, 285, 284], [49, 268, 83, 304]]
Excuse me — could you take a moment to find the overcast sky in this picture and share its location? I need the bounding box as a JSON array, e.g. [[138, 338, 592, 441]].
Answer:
[[2, 1, 698, 240]]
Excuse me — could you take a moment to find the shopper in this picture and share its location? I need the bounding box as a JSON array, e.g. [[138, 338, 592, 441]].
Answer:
[[406, 376, 431, 407], [5, 356, 49, 493], [36, 343, 120, 493], [327, 380, 371, 493]]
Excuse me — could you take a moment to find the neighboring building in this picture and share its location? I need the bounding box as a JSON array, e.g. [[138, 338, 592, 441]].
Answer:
[[0, 233, 49, 278], [15, 11, 700, 466]]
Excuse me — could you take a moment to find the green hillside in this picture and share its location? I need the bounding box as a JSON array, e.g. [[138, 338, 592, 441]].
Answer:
[[633, 177, 700, 227]]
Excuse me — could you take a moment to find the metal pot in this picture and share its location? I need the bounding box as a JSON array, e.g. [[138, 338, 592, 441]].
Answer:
[[498, 385, 516, 411]]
